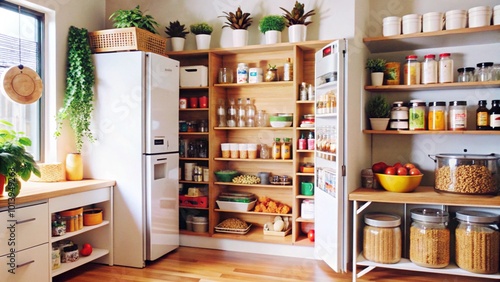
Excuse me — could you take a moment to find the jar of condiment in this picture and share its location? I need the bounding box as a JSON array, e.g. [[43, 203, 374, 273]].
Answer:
[[389, 101, 409, 130], [272, 138, 281, 160], [409, 208, 450, 268], [490, 100, 500, 130], [404, 55, 420, 85], [421, 54, 437, 84], [52, 246, 61, 270], [476, 62, 494, 82], [299, 82, 308, 101], [428, 101, 446, 130], [455, 210, 500, 274], [438, 53, 453, 83], [62, 244, 79, 263], [448, 101, 467, 130], [409, 100, 426, 130], [457, 67, 475, 82], [236, 63, 249, 83], [363, 213, 402, 264], [476, 100, 490, 130], [187, 121, 198, 132], [179, 98, 187, 109], [492, 63, 500, 81], [281, 137, 291, 160]]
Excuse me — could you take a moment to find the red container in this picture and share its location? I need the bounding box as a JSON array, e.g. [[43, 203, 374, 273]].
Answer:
[[199, 96, 208, 108], [189, 97, 198, 108], [179, 195, 208, 208]]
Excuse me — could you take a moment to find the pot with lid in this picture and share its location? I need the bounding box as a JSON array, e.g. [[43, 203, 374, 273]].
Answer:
[[429, 153, 500, 195]]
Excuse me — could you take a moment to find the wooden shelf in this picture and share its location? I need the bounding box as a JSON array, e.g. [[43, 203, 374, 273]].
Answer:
[[180, 108, 209, 111], [214, 157, 294, 163], [296, 100, 315, 104], [296, 172, 314, 177], [214, 126, 293, 130], [214, 209, 293, 217], [179, 206, 209, 210], [179, 132, 209, 136], [179, 157, 209, 161], [179, 180, 209, 185], [295, 217, 314, 223], [296, 195, 314, 200], [212, 225, 293, 244], [293, 236, 314, 247], [214, 182, 293, 188], [214, 81, 293, 88], [364, 25, 500, 53], [364, 129, 500, 135], [365, 81, 500, 91], [180, 86, 209, 90], [349, 187, 500, 207], [180, 229, 211, 236]]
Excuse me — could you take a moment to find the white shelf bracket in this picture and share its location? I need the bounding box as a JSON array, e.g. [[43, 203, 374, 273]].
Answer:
[[357, 266, 376, 279], [356, 201, 372, 214]]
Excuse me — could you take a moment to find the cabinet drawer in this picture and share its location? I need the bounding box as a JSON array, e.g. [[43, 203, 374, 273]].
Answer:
[[0, 243, 49, 282], [0, 203, 49, 256]]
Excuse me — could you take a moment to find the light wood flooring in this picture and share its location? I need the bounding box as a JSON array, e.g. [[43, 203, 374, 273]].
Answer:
[[53, 246, 492, 282]]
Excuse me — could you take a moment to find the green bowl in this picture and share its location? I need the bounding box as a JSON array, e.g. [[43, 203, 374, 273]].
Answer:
[[214, 170, 240, 182], [269, 115, 293, 122]]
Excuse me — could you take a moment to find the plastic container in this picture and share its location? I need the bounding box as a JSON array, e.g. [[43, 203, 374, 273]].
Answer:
[[468, 6, 493, 28], [455, 210, 500, 274], [445, 10, 467, 30], [421, 54, 437, 84], [389, 101, 409, 130], [404, 55, 420, 85], [448, 100, 467, 130], [236, 63, 248, 83], [409, 208, 450, 268], [432, 153, 500, 194], [382, 16, 401, 36], [402, 14, 422, 34], [192, 216, 208, 233], [438, 53, 453, 83], [59, 207, 83, 232], [428, 101, 446, 130], [51, 246, 61, 270], [363, 213, 402, 264], [423, 12, 444, 32], [248, 67, 263, 83], [409, 100, 426, 130], [301, 199, 314, 219]]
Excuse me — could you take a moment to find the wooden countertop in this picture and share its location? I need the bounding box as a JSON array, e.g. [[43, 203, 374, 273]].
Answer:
[[0, 179, 115, 207]]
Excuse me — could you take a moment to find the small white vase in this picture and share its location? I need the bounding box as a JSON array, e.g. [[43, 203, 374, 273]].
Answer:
[[195, 34, 211, 50], [232, 29, 248, 47], [371, 72, 384, 86], [170, 37, 185, 51], [369, 118, 390, 130], [288, 24, 307, 43], [264, 30, 281, 44]]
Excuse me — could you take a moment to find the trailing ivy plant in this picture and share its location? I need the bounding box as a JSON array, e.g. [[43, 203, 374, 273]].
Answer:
[[55, 26, 95, 152]]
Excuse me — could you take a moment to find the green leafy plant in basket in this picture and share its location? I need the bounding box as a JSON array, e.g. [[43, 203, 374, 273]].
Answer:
[[109, 5, 160, 34]]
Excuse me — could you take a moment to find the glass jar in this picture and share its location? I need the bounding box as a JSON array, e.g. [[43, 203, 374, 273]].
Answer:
[[428, 101, 446, 130], [409, 100, 426, 130], [490, 100, 500, 130], [476, 100, 490, 130], [244, 98, 256, 127], [404, 55, 420, 85], [448, 100, 467, 130], [457, 67, 475, 82], [272, 138, 281, 160], [455, 210, 500, 274], [281, 138, 292, 160], [389, 101, 409, 130], [438, 53, 454, 83], [363, 213, 402, 264], [299, 82, 308, 101], [476, 62, 494, 82], [217, 99, 226, 127], [409, 208, 450, 268], [492, 63, 500, 81], [236, 98, 246, 127], [226, 98, 237, 127], [256, 110, 268, 127], [421, 54, 437, 84], [236, 63, 248, 83]]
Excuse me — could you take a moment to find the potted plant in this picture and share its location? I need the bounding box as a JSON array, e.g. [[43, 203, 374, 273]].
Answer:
[[280, 1, 316, 43], [55, 26, 95, 178], [165, 20, 189, 51], [190, 22, 213, 50], [221, 6, 253, 47], [366, 95, 391, 130], [265, 64, 278, 82], [0, 120, 40, 197], [366, 58, 387, 86], [108, 5, 160, 34], [259, 15, 286, 44]]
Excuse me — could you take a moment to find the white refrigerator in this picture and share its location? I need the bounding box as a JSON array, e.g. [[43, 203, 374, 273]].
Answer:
[[314, 39, 349, 272], [84, 51, 180, 268]]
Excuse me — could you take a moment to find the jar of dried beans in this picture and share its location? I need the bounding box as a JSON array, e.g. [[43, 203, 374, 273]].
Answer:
[[455, 210, 500, 274], [410, 208, 450, 268], [363, 213, 402, 264]]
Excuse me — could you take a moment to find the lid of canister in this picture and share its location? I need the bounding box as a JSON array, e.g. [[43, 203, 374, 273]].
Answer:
[[456, 210, 499, 223], [477, 62, 494, 68], [392, 101, 406, 107], [411, 208, 449, 223], [409, 99, 426, 107], [439, 53, 451, 58], [449, 100, 467, 106], [406, 55, 418, 60], [429, 101, 446, 107], [465, 67, 475, 72], [364, 213, 401, 227], [424, 54, 436, 59], [434, 153, 500, 160]]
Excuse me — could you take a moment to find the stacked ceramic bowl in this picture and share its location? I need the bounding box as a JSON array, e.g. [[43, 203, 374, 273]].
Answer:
[[269, 113, 293, 127]]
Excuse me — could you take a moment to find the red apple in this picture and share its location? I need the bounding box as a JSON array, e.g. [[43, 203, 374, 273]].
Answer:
[[397, 167, 408, 175], [393, 162, 403, 169], [384, 166, 396, 175], [80, 243, 93, 256], [371, 162, 388, 173], [409, 168, 422, 175], [404, 163, 416, 170]]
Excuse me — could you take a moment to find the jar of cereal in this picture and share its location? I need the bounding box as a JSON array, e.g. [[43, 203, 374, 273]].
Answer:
[[363, 213, 402, 264]]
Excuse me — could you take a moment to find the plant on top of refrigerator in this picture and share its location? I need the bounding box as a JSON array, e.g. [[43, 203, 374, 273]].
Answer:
[[280, 1, 316, 26], [220, 6, 253, 30], [259, 15, 286, 33], [165, 20, 189, 38], [109, 5, 160, 34], [190, 23, 214, 35]]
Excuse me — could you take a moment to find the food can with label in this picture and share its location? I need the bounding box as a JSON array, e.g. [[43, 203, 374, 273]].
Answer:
[[237, 63, 249, 83]]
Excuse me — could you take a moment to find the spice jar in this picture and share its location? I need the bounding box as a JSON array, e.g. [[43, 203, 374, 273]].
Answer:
[[448, 101, 467, 130], [409, 100, 426, 130], [409, 208, 450, 268], [457, 67, 475, 82], [455, 210, 500, 274], [476, 62, 493, 82], [363, 213, 402, 264], [428, 101, 446, 130], [404, 55, 420, 85], [272, 138, 281, 160]]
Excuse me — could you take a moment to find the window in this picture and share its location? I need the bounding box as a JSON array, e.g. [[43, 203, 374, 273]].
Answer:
[[0, 1, 43, 160]]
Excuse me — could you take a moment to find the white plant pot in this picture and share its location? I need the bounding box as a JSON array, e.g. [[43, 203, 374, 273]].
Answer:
[[288, 24, 307, 43], [371, 72, 384, 86], [232, 29, 248, 47], [264, 30, 282, 44], [170, 37, 185, 51], [369, 118, 390, 130], [195, 34, 211, 50]]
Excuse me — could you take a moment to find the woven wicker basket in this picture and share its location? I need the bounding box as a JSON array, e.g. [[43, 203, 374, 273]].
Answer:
[[30, 162, 65, 182], [88, 27, 168, 56]]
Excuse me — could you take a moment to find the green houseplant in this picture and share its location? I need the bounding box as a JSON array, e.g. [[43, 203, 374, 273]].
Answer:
[[221, 6, 253, 47], [165, 20, 189, 51], [280, 1, 316, 42], [366, 95, 391, 130], [0, 120, 40, 197], [55, 26, 95, 152], [190, 23, 213, 50], [259, 15, 286, 44], [366, 58, 387, 86], [109, 5, 160, 34]]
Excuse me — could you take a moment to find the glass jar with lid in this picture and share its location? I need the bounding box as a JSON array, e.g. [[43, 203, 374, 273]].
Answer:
[[409, 100, 426, 130], [448, 101, 467, 130], [363, 213, 402, 264], [404, 55, 420, 85], [428, 101, 446, 130], [389, 101, 409, 130], [476, 62, 493, 82], [409, 208, 450, 268], [455, 210, 500, 274], [457, 67, 475, 82]]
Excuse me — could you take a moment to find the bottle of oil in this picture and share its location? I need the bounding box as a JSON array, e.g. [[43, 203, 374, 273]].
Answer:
[[281, 138, 291, 160], [490, 100, 500, 130], [476, 100, 490, 130]]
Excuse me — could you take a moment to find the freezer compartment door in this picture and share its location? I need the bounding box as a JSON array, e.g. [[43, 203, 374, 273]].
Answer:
[[145, 153, 179, 260], [145, 53, 180, 154]]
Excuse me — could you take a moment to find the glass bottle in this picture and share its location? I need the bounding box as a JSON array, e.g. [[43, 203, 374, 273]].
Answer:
[[299, 82, 308, 100], [226, 98, 236, 127], [245, 98, 256, 127], [438, 53, 453, 83], [281, 138, 291, 159], [476, 100, 490, 130], [284, 58, 293, 81], [217, 98, 226, 127], [256, 110, 268, 127], [490, 100, 500, 130], [236, 98, 246, 127], [260, 143, 269, 159], [307, 131, 315, 150], [272, 138, 281, 159], [298, 133, 306, 150]]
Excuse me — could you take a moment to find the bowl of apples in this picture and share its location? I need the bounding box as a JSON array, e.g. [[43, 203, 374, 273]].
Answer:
[[372, 162, 423, 193]]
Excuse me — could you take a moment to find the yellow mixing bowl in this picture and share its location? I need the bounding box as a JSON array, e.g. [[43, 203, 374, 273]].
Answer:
[[375, 173, 423, 193]]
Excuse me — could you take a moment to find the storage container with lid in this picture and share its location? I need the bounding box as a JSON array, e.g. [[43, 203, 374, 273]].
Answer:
[[448, 100, 467, 130], [438, 53, 453, 83], [455, 210, 500, 274], [404, 55, 420, 85], [421, 54, 437, 84], [390, 101, 409, 130], [363, 213, 402, 264], [409, 208, 450, 268], [431, 153, 500, 194], [409, 100, 426, 130], [476, 62, 494, 82], [468, 6, 493, 28], [457, 67, 475, 82], [382, 16, 401, 36], [428, 101, 446, 130]]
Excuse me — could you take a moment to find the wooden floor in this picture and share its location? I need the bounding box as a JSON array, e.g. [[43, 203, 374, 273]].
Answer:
[[54, 247, 492, 282]]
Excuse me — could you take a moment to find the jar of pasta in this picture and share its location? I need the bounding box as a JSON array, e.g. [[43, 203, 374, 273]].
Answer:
[[410, 208, 450, 268], [455, 210, 500, 274], [363, 213, 402, 264]]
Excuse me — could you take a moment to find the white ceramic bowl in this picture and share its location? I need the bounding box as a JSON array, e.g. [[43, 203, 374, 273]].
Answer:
[[270, 121, 292, 127]]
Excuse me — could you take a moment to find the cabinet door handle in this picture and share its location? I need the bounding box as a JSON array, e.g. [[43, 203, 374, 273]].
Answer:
[[17, 260, 35, 268], [16, 218, 36, 224]]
